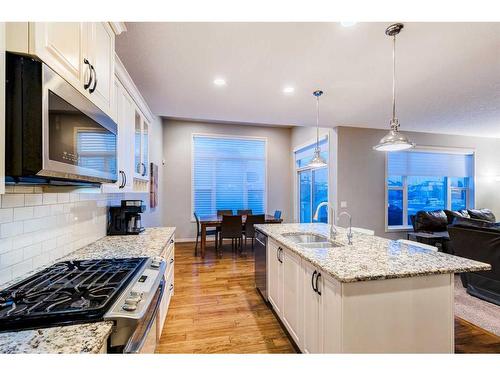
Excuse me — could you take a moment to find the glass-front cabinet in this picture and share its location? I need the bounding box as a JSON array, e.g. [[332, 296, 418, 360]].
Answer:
[[133, 108, 150, 181]]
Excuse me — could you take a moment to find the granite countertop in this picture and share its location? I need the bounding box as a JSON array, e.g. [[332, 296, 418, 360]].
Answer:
[[255, 223, 491, 283], [0, 227, 176, 354]]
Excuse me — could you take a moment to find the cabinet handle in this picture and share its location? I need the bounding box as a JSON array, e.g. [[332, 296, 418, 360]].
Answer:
[[118, 170, 124, 188], [170, 238, 174, 244], [123, 171, 127, 188], [276, 247, 280, 262], [89, 64, 98, 93], [169, 284, 174, 291], [311, 270, 318, 292], [170, 258, 174, 264], [83, 58, 93, 90], [315, 272, 322, 296], [141, 162, 147, 176], [278, 247, 283, 263]]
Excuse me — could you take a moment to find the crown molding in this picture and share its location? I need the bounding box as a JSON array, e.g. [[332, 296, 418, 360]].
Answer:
[[114, 53, 155, 123], [109, 22, 127, 36]]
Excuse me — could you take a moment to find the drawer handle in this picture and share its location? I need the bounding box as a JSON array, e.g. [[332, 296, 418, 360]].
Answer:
[[170, 258, 174, 264], [169, 284, 174, 291]]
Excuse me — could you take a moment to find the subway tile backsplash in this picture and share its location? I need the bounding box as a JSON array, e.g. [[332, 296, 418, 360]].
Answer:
[[0, 188, 150, 286]]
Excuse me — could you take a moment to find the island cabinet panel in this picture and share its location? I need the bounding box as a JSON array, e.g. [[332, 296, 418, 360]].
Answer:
[[320, 273, 342, 353], [302, 260, 322, 353], [339, 273, 454, 353], [267, 238, 284, 318], [281, 248, 303, 348]]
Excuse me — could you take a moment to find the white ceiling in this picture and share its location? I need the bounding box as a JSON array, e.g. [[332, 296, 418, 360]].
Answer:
[[116, 22, 500, 137]]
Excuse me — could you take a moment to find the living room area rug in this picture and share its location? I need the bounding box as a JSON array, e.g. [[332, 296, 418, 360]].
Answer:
[[454, 275, 500, 336]]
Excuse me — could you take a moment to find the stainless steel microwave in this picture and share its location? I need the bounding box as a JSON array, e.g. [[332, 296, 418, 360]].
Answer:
[[5, 52, 118, 185]]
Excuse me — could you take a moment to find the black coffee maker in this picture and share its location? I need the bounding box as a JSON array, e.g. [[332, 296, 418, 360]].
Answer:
[[108, 200, 146, 235]]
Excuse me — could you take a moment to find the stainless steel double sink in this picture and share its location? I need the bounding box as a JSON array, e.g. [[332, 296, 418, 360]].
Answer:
[[281, 233, 341, 249]]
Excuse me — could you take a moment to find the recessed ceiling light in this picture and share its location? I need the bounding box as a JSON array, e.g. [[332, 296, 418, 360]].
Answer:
[[283, 86, 295, 94], [213, 78, 226, 86], [340, 22, 357, 27]]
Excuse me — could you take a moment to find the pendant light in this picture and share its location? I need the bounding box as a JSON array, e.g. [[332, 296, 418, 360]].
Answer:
[[373, 23, 415, 152], [307, 90, 328, 168]]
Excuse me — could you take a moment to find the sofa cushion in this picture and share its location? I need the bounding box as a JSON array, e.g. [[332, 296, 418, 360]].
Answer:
[[452, 216, 499, 230], [467, 208, 496, 223], [414, 210, 448, 232], [444, 209, 470, 224]]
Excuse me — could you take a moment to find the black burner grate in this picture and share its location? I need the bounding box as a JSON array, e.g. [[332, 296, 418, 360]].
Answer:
[[0, 257, 147, 332]]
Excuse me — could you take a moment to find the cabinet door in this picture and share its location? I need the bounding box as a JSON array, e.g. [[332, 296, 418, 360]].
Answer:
[[320, 273, 342, 353], [267, 239, 283, 318], [86, 22, 114, 115], [302, 261, 321, 353], [120, 88, 135, 191], [30, 22, 86, 91], [282, 248, 303, 347], [141, 120, 149, 179], [134, 110, 142, 178]]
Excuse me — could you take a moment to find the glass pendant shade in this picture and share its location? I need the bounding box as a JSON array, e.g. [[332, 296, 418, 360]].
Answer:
[[307, 90, 328, 168], [308, 147, 327, 168]]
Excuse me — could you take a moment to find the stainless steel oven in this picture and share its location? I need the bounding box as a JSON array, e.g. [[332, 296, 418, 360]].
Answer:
[[5, 52, 117, 185]]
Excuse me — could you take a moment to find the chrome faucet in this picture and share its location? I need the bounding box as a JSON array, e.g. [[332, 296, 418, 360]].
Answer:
[[313, 202, 337, 240], [338, 211, 353, 245]]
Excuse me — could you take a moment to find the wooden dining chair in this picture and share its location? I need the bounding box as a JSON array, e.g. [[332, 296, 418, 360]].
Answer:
[[243, 214, 265, 250], [219, 215, 243, 257], [194, 212, 218, 256], [237, 209, 253, 215], [217, 209, 233, 216]]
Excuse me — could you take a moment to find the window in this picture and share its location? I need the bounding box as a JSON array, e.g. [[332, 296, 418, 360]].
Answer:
[[386, 149, 474, 229], [192, 135, 266, 216], [295, 138, 329, 223]]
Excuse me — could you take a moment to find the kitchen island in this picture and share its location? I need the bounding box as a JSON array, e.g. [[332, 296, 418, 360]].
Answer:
[[255, 223, 491, 353], [0, 227, 175, 354]]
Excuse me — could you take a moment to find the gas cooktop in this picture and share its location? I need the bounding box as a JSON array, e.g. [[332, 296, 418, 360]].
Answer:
[[0, 257, 147, 332]]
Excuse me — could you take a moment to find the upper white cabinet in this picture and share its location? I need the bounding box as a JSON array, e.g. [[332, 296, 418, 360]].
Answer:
[[102, 78, 134, 193], [85, 22, 115, 115], [9, 22, 115, 117], [134, 109, 150, 181]]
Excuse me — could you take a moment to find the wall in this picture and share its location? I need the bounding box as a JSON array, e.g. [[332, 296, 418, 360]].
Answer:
[[336, 126, 500, 239], [162, 119, 292, 240]]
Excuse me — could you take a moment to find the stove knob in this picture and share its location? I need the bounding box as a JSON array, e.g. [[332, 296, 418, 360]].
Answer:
[[125, 296, 141, 305], [151, 257, 163, 268], [122, 303, 137, 312]]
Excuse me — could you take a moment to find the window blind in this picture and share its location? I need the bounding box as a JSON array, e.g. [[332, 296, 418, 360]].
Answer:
[[193, 136, 266, 216], [77, 130, 117, 174], [388, 151, 473, 177]]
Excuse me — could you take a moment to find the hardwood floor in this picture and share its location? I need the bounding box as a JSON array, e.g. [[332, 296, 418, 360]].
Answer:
[[157, 241, 499, 354]]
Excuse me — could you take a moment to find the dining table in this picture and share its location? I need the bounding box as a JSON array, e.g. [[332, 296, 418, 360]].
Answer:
[[197, 214, 283, 258]]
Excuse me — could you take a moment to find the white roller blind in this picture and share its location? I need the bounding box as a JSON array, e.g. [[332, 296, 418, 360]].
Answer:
[[388, 150, 474, 177], [193, 135, 266, 216]]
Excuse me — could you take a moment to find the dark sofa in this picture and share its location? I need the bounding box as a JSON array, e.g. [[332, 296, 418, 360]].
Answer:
[[448, 220, 500, 306], [409, 208, 497, 254]]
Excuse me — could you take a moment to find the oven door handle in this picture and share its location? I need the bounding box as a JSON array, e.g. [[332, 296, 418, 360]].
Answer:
[[123, 278, 165, 354]]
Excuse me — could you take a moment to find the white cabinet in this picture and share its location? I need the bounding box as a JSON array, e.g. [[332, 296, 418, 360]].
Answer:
[[85, 22, 115, 115], [133, 109, 150, 181], [282, 247, 303, 347], [267, 238, 283, 318], [302, 261, 322, 353], [320, 272, 342, 353], [102, 77, 134, 193], [12, 22, 115, 116], [30, 22, 86, 92], [159, 235, 175, 336]]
